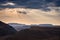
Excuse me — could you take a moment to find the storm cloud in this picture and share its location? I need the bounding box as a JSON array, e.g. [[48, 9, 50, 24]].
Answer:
[[0, 0, 60, 10]]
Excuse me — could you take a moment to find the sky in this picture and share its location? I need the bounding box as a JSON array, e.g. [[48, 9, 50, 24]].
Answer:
[[0, 0, 60, 25]]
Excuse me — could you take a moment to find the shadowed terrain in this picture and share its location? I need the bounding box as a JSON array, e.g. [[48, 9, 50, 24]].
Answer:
[[0, 21, 60, 40], [0, 21, 17, 36], [0, 26, 60, 40]]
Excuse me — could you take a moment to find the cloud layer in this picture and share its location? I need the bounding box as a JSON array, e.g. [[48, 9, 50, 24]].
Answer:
[[0, 8, 60, 25], [0, 0, 60, 25]]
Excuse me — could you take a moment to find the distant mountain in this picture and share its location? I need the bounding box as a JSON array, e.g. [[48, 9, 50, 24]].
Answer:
[[0, 21, 17, 36], [8, 23, 54, 31], [39, 24, 53, 27], [8, 23, 31, 31]]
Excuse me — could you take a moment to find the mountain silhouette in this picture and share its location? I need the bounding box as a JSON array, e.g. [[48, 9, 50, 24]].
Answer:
[[0, 21, 17, 36]]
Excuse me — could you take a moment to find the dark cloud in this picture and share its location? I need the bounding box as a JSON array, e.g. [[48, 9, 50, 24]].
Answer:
[[55, 0, 60, 6], [0, 0, 60, 11], [0, 0, 6, 2], [0, 0, 60, 6], [17, 11, 27, 14]]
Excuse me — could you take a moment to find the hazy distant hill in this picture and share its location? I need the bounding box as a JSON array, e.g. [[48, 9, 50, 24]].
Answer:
[[8, 23, 60, 31], [8, 23, 31, 31]]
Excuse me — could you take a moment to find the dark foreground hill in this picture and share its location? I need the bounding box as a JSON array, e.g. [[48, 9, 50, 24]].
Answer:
[[0, 21, 17, 36], [1, 26, 60, 40]]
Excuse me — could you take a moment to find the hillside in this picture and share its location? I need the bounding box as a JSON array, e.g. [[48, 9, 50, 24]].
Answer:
[[2, 26, 60, 40], [0, 21, 17, 36]]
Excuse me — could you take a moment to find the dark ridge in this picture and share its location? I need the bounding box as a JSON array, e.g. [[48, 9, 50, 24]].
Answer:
[[4, 26, 60, 40], [0, 21, 17, 36]]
